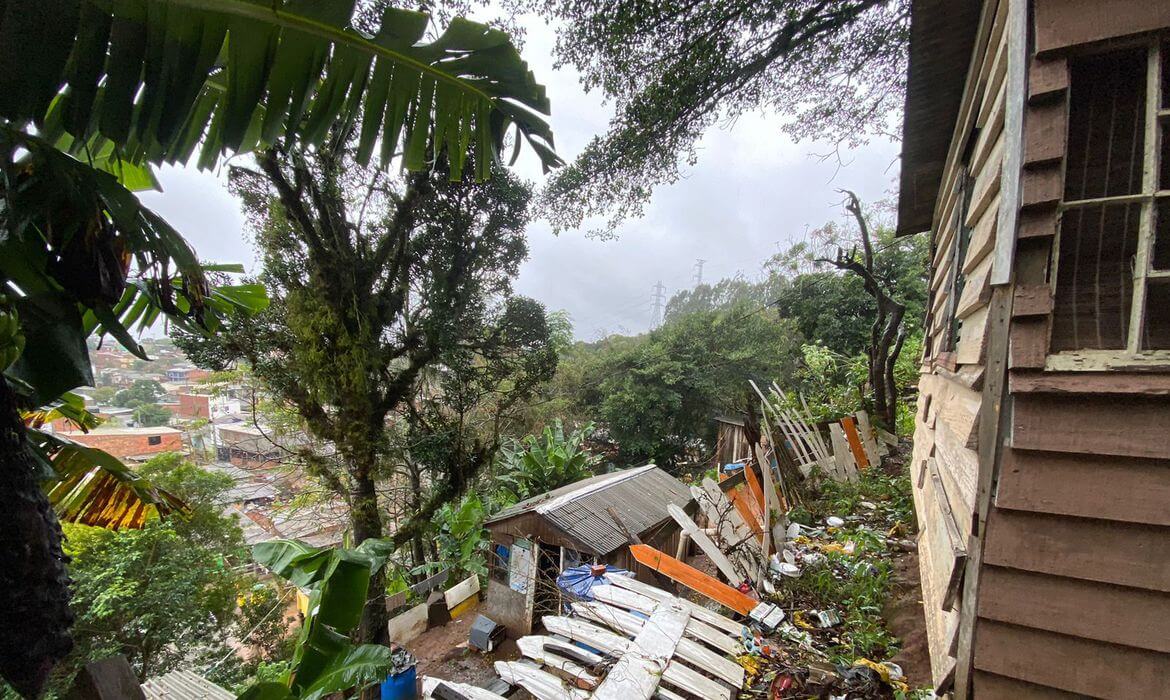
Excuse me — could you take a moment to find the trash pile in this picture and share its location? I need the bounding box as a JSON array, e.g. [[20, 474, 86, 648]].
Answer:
[[419, 382, 926, 699]]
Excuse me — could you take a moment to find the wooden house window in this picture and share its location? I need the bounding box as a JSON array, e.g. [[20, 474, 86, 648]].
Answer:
[[942, 167, 976, 352], [1051, 42, 1170, 357]]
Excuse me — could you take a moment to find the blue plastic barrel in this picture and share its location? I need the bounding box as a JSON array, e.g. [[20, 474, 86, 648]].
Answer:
[[379, 665, 417, 700]]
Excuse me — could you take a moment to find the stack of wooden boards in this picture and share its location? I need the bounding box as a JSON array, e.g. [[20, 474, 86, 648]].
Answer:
[[421, 575, 748, 700]]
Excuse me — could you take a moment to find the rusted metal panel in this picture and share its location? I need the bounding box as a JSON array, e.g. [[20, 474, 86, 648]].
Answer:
[[485, 466, 694, 557]]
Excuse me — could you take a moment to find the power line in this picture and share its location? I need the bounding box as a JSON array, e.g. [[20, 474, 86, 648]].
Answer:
[[649, 281, 667, 328]]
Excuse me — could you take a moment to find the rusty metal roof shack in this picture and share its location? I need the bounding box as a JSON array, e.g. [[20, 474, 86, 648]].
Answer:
[[484, 465, 696, 557]]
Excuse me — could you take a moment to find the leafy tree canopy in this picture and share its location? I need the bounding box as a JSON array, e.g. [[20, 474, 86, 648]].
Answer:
[[176, 137, 557, 647], [112, 379, 164, 409], [533, 0, 910, 235], [587, 304, 802, 468], [131, 403, 171, 428]]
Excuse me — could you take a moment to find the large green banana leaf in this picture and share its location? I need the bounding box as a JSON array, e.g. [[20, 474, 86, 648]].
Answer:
[[0, 0, 560, 180], [247, 539, 400, 698]]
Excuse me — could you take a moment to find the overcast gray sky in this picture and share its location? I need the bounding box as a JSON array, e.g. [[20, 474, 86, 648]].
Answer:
[[140, 14, 900, 341]]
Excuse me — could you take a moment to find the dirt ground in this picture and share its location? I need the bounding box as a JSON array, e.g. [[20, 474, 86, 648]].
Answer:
[[408, 609, 521, 692], [884, 546, 933, 688]]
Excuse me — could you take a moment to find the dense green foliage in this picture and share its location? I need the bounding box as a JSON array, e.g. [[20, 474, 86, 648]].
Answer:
[[131, 404, 172, 427], [111, 380, 165, 409], [496, 420, 602, 502], [8, 454, 288, 698], [534, 0, 910, 235]]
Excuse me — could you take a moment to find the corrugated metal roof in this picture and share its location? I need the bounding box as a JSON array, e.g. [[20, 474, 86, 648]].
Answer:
[[142, 670, 234, 700], [485, 465, 693, 556]]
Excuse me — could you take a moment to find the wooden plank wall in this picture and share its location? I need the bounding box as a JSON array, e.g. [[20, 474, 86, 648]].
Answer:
[[910, 0, 1008, 686], [915, 1, 1170, 695]]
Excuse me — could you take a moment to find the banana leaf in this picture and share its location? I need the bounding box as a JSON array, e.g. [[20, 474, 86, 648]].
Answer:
[[0, 0, 561, 181], [30, 429, 189, 529]]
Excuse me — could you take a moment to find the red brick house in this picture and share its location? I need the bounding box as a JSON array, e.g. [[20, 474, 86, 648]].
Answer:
[[60, 427, 183, 461]]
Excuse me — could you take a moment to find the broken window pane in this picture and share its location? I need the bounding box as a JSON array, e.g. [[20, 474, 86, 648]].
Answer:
[[1154, 198, 1170, 271], [1052, 202, 1140, 351], [1142, 278, 1170, 350], [1064, 49, 1147, 201]]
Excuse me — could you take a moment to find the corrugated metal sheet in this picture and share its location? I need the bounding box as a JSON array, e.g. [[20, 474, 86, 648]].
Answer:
[[486, 466, 693, 556], [141, 670, 234, 700]]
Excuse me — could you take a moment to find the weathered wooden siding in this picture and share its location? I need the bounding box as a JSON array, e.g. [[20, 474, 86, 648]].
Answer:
[[911, 1, 1170, 695], [910, 0, 1008, 685]]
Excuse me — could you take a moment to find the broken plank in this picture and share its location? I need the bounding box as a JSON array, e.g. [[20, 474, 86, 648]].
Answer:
[[542, 617, 731, 700], [695, 481, 761, 581], [494, 661, 589, 700], [591, 584, 745, 656], [593, 601, 689, 700], [742, 461, 767, 515], [667, 504, 742, 584], [840, 416, 870, 469], [722, 481, 764, 541], [607, 574, 744, 637], [854, 410, 882, 463], [628, 544, 757, 616], [572, 602, 744, 688], [421, 677, 508, 700], [828, 423, 859, 481], [516, 636, 600, 690]]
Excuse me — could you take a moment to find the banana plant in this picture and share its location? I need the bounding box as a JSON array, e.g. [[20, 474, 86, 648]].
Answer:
[[241, 539, 403, 700], [0, 0, 561, 181]]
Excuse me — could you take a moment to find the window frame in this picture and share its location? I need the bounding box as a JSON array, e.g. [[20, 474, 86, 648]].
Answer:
[[1047, 39, 1170, 370]]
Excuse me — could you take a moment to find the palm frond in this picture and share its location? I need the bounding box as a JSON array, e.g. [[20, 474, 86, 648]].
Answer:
[[0, 0, 560, 180]]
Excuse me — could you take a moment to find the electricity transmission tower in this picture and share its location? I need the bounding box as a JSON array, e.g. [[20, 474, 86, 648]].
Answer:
[[650, 281, 666, 328], [693, 259, 706, 286]]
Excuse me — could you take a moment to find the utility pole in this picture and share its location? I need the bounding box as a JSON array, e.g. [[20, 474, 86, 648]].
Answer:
[[650, 281, 666, 328], [692, 259, 706, 286]]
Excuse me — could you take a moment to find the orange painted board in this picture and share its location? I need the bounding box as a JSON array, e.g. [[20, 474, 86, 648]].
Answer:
[[629, 544, 757, 616], [743, 462, 767, 514], [840, 417, 870, 469], [726, 483, 764, 540]]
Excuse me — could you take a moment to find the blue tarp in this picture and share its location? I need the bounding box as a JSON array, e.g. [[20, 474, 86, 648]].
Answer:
[[556, 564, 634, 601]]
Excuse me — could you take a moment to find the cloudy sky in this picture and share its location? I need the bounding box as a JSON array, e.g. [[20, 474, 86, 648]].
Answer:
[[140, 14, 901, 341]]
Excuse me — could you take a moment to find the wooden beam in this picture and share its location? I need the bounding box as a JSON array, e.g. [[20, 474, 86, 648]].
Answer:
[[494, 661, 590, 700], [516, 636, 601, 690], [666, 504, 742, 584], [422, 677, 508, 700], [541, 616, 731, 700], [628, 544, 757, 616], [590, 584, 745, 656], [572, 601, 744, 688]]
